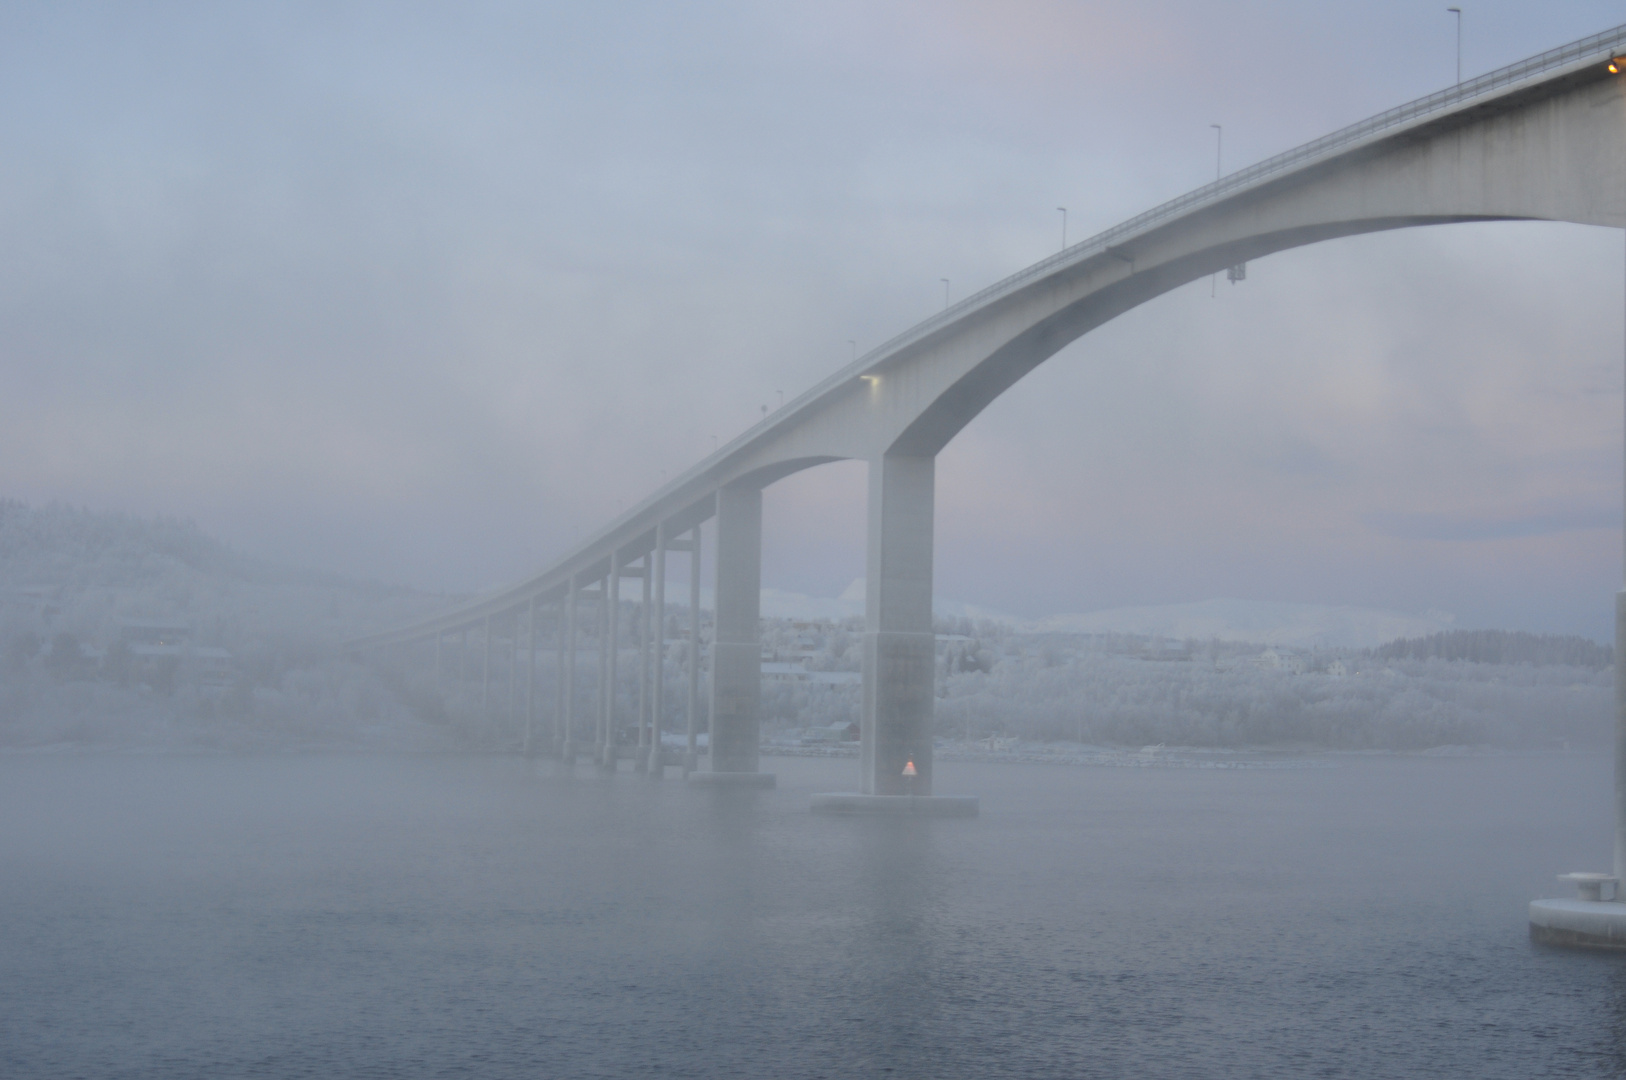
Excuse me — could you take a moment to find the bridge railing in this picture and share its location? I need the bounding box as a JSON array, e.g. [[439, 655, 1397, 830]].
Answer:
[[1076, 22, 1626, 264]]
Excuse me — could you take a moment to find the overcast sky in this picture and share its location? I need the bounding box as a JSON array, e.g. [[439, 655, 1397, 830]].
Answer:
[[3, 0, 1625, 636]]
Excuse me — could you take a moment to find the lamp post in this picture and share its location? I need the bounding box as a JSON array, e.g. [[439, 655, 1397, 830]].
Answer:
[[941, 278, 950, 310], [1448, 7, 1462, 84], [1057, 207, 1067, 252]]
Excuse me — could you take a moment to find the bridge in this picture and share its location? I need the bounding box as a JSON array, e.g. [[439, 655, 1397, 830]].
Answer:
[[354, 24, 1626, 824]]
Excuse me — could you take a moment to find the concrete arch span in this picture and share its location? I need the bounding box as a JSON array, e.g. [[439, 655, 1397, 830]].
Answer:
[[355, 24, 1626, 800], [889, 215, 1497, 457]]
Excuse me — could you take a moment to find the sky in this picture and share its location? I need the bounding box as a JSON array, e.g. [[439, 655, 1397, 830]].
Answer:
[[2, 0, 1625, 637]]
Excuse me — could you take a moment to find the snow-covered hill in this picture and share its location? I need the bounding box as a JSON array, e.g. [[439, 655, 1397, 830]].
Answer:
[[1024, 598, 1457, 650], [758, 579, 1016, 624], [757, 581, 1455, 651]]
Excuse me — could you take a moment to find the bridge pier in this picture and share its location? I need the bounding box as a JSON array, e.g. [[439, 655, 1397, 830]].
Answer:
[[601, 562, 618, 771], [811, 452, 974, 814], [704, 484, 766, 780], [636, 554, 652, 772], [524, 597, 537, 757], [860, 453, 937, 797], [686, 526, 702, 774], [650, 524, 668, 778], [1617, 588, 1626, 882], [560, 577, 578, 763]]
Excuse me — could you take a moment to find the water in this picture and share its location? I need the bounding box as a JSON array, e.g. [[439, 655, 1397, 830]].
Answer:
[[1, 752, 1623, 1078]]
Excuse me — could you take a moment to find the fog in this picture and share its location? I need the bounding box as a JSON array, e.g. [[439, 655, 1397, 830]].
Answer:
[[2, 1, 1624, 634], [5, 4, 1626, 1076], [2, 754, 1621, 1076]]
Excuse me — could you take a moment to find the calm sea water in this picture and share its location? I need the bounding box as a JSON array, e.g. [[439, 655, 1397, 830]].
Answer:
[[1, 751, 1622, 1079]]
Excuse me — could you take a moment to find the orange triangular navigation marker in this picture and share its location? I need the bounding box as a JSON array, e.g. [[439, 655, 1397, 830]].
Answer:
[[902, 760, 917, 777]]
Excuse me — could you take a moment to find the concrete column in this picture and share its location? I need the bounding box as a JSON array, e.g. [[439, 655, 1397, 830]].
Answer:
[[687, 526, 702, 773], [562, 578, 577, 761], [603, 562, 620, 769], [1609, 587, 1626, 883], [710, 485, 762, 773], [595, 575, 607, 764], [637, 558, 652, 770], [482, 615, 492, 716], [525, 596, 537, 757], [1617, 248, 1626, 888], [507, 615, 517, 729], [651, 524, 667, 777], [861, 453, 936, 796]]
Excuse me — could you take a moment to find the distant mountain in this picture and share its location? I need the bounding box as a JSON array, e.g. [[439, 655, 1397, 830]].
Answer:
[[1023, 598, 1458, 651], [0, 499, 447, 645], [758, 579, 1016, 624]]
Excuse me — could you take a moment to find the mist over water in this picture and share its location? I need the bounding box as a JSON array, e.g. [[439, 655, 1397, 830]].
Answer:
[[2, 753, 1619, 1078]]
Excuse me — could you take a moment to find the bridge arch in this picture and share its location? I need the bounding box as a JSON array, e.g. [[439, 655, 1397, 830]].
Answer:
[[889, 215, 1502, 458]]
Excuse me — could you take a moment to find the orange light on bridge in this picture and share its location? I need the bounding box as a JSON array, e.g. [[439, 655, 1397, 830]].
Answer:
[[1610, 58, 1623, 74], [902, 760, 917, 777]]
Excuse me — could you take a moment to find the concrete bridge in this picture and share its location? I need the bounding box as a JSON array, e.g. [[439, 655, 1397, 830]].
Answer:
[[355, 25, 1626, 824]]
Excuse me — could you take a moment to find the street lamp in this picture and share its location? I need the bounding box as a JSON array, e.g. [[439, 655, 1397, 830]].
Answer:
[[1057, 207, 1068, 252], [941, 278, 950, 309], [1448, 7, 1462, 85]]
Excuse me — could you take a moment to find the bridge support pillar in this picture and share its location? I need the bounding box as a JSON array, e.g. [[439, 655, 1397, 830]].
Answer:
[[602, 562, 619, 771], [860, 453, 936, 797], [650, 523, 668, 779], [560, 578, 577, 763], [1616, 588, 1626, 883], [524, 596, 537, 757], [637, 555, 652, 772], [482, 615, 491, 716], [686, 525, 702, 774], [709, 485, 762, 774]]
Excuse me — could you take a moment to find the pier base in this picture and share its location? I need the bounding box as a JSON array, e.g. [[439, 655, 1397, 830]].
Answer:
[[810, 793, 979, 817], [687, 771, 776, 789], [1530, 899, 1626, 948]]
